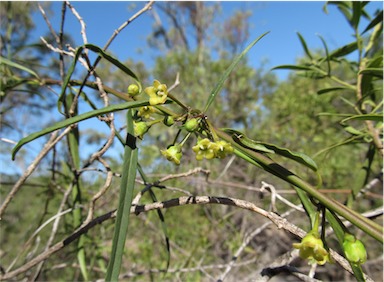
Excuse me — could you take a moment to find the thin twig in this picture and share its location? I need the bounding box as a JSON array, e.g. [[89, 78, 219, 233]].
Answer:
[[82, 158, 114, 226], [120, 258, 258, 278], [0, 127, 73, 218], [37, 3, 59, 43], [30, 182, 76, 280], [40, 36, 89, 69], [218, 209, 297, 281], [65, 1, 88, 48], [103, 1, 155, 51], [5, 208, 72, 272]]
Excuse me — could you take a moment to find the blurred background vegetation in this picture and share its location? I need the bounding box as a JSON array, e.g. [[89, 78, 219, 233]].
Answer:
[[0, 1, 382, 281]]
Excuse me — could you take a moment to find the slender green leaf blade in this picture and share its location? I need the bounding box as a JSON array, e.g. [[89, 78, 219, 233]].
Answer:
[[58, 46, 83, 114], [362, 10, 383, 34], [84, 44, 142, 92], [328, 42, 358, 59], [359, 68, 383, 78], [12, 100, 149, 160], [224, 128, 318, 171], [317, 87, 349, 95], [105, 109, 138, 281], [317, 34, 331, 75], [203, 32, 269, 113], [297, 32, 313, 60], [271, 64, 313, 71], [326, 210, 367, 282], [0, 56, 40, 79], [66, 93, 89, 280], [262, 143, 318, 171], [351, 2, 362, 30], [341, 114, 383, 124], [58, 44, 142, 114]]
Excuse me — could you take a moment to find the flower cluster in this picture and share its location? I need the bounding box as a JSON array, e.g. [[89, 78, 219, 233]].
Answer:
[[144, 80, 168, 106], [192, 138, 233, 161], [130, 79, 234, 165]]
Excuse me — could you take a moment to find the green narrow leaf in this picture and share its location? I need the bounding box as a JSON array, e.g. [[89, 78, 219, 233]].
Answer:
[[0, 56, 40, 79], [348, 145, 376, 206], [351, 2, 362, 30], [341, 114, 383, 124], [317, 87, 350, 95], [224, 128, 318, 171], [84, 44, 142, 92], [343, 126, 365, 136], [58, 46, 83, 115], [359, 68, 383, 78], [66, 93, 88, 280], [105, 109, 138, 281], [325, 210, 366, 282], [294, 187, 317, 228], [328, 42, 358, 59], [58, 44, 142, 114], [262, 143, 318, 172], [317, 34, 331, 75], [203, 32, 269, 113], [12, 100, 149, 160], [271, 64, 313, 71], [362, 10, 383, 34], [297, 32, 313, 60]]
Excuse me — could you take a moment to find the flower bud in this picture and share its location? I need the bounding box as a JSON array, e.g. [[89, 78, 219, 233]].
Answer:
[[163, 116, 175, 127], [184, 118, 199, 132], [293, 232, 330, 265], [127, 84, 140, 97], [161, 145, 182, 165], [133, 121, 149, 139], [343, 233, 367, 264]]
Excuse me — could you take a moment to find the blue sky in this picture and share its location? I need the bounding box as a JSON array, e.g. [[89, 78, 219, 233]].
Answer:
[[31, 1, 382, 79], [2, 1, 382, 175]]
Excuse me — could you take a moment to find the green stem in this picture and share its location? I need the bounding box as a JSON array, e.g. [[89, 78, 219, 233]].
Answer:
[[167, 93, 190, 111]]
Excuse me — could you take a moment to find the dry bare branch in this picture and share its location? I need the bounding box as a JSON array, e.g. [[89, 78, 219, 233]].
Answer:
[[0, 127, 73, 218], [0, 195, 374, 281]]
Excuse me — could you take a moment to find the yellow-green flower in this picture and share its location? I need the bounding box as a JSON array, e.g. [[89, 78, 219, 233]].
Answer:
[[293, 232, 330, 265], [138, 106, 155, 119], [133, 121, 149, 139], [144, 80, 168, 105], [213, 140, 234, 158], [161, 145, 182, 165], [192, 138, 216, 160], [343, 233, 367, 264]]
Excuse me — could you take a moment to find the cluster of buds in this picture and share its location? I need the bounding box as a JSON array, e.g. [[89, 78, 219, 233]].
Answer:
[[129, 80, 169, 139]]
